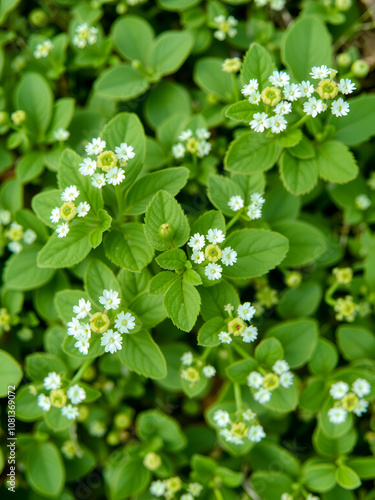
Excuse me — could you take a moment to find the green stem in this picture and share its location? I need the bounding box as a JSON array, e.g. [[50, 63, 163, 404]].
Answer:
[[115, 185, 124, 217], [226, 211, 241, 231], [232, 341, 250, 359], [68, 358, 95, 387], [289, 114, 309, 130], [201, 347, 212, 362], [214, 488, 224, 500], [325, 282, 339, 307], [232, 73, 240, 101], [234, 383, 243, 415]]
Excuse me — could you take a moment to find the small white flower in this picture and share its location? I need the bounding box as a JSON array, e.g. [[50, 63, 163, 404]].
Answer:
[[79, 323, 91, 340], [283, 83, 302, 102], [37, 394, 51, 412], [269, 114, 287, 134], [237, 302, 256, 321], [115, 311, 135, 334], [67, 317, 82, 336], [251, 193, 265, 206], [0, 209, 11, 225], [330, 381, 349, 399], [23, 229, 37, 244], [91, 173, 106, 188], [355, 194, 371, 211], [269, 70, 290, 88], [50, 207, 61, 224], [247, 204, 262, 220], [115, 142, 135, 162], [254, 388, 272, 404], [352, 378, 371, 398], [56, 222, 70, 238], [213, 15, 238, 40], [79, 157, 97, 176], [178, 129, 193, 141], [218, 331, 232, 344], [181, 352, 194, 366], [250, 112, 270, 133], [53, 128, 70, 141], [274, 101, 292, 115], [197, 140, 212, 158], [241, 326, 258, 343], [101, 329, 122, 354], [304, 97, 324, 118], [228, 195, 244, 212], [73, 23, 98, 49], [188, 233, 205, 250], [241, 79, 259, 96], [99, 289, 121, 310], [280, 372, 294, 388], [224, 304, 233, 313], [188, 483, 203, 497], [106, 167, 125, 186], [74, 336, 89, 355], [337, 78, 356, 95], [67, 384, 86, 404], [248, 91, 261, 104], [248, 424, 266, 442], [247, 372, 264, 389], [149, 480, 166, 497], [8, 241, 22, 253], [61, 404, 79, 420], [77, 201, 90, 217], [172, 143, 185, 159], [85, 137, 106, 156], [196, 128, 210, 140], [34, 39, 53, 59], [205, 262, 222, 281], [192, 250, 205, 264], [207, 228, 225, 244], [310, 65, 330, 80], [273, 360, 290, 375], [61, 185, 80, 202], [331, 97, 350, 117], [306, 495, 320, 500], [298, 80, 315, 98], [213, 409, 231, 427], [270, 0, 286, 11], [73, 298, 91, 319], [44, 372, 61, 390], [328, 407, 347, 424], [203, 365, 216, 378], [221, 247, 237, 266], [181, 494, 194, 500], [353, 399, 369, 416]]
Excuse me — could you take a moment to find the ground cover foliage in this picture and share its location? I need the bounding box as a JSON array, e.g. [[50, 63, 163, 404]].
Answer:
[[1, 0, 375, 499]]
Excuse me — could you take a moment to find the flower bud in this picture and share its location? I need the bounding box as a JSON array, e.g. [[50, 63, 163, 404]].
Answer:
[[11, 110, 26, 126], [50, 389, 67, 408], [143, 452, 162, 470], [0, 111, 9, 126], [261, 86, 282, 106], [106, 431, 120, 446], [316, 79, 338, 99], [228, 317, 246, 336], [29, 8, 48, 26], [352, 60, 369, 78], [77, 405, 90, 421], [116, 3, 127, 15], [60, 202, 77, 221], [335, 0, 352, 11], [285, 271, 302, 288], [336, 52, 351, 68], [158, 223, 174, 240], [90, 312, 110, 333], [97, 150, 118, 172], [205, 244, 222, 263], [114, 412, 131, 429]]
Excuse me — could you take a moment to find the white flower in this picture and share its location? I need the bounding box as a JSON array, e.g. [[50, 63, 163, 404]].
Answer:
[[331, 97, 350, 117], [247, 371, 264, 389], [44, 372, 61, 390], [205, 263, 222, 281], [248, 424, 266, 442], [188, 483, 203, 496], [255, 0, 268, 5], [37, 394, 51, 412], [172, 143, 185, 159], [221, 247, 237, 266], [299, 80, 315, 98], [203, 365, 216, 378], [181, 494, 194, 500], [115, 142, 135, 162], [33, 39, 53, 59], [56, 222, 70, 238], [274, 101, 292, 115], [50, 207, 61, 224], [8, 241, 22, 253], [248, 91, 261, 105], [73, 23, 98, 49], [352, 378, 371, 398], [254, 388, 272, 404], [250, 112, 270, 133], [115, 311, 135, 334], [91, 173, 106, 188], [149, 480, 166, 497], [0, 209, 11, 225], [228, 195, 244, 212], [355, 194, 371, 211], [242, 409, 256, 421], [79, 323, 91, 339], [337, 78, 356, 95], [61, 404, 79, 420], [283, 83, 302, 101], [53, 128, 70, 141], [101, 329, 122, 354], [196, 128, 210, 140], [241, 326, 258, 343], [218, 331, 232, 344], [79, 158, 97, 176], [207, 228, 225, 244], [74, 336, 90, 355], [73, 298, 92, 319], [213, 409, 231, 427], [224, 304, 234, 313], [304, 97, 324, 117], [273, 360, 290, 375], [213, 15, 238, 40], [192, 251, 205, 264], [67, 317, 82, 336], [247, 204, 262, 220], [85, 137, 106, 156], [188, 233, 205, 250], [330, 381, 349, 399], [306, 495, 320, 500], [181, 352, 194, 366], [310, 65, 330, 80], [269, 114, 287, 134], [23, 229, 37, 244], [353, 399, 369, 416], [251, 193, 265, 206], [328, 407, 347, 424], [61, 185, 80, 202], [222, 429, 243, 445], [269, 70, 290, 88], [106, 167, 125, 186], [280, 372, 294, 388], [270, 0, 286, 10], [237, 302, 256, 321], [67, 384, 86, 404], [241, 79, 259, 96], [178, 129, 193, 141], [197, 140, 211, 158], [77, 201, 90, 217], [99, 289, 121, 310]]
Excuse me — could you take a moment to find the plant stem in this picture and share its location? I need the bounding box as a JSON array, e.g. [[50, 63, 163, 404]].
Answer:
[[115, 185, 123, 217], [232, 341, 251, 359], [232, 73, 240, 101], [289, 114, 309, 130], [69, 358, 95, 387], [226, 211, 241, 231], [234, 383, 243, 415], [201, 347, 212, 362], [214, 488, 224, 500], [325, 282, 339, 307]]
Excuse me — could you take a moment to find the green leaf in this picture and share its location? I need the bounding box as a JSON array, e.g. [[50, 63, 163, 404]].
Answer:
[[337, 325, 375, 361], [183, 268, 202, 285], [112, 15, 154, 65], [136, 409, 187, 452], [300, 378, 327, 412], [263, 383, 299, 413], [0, 350, 22, 397], [255, 338, 284, 367], [63, 335, 105, 360], [336, 465, 361, 490], [320, 397, 354, 439], [163, 278, 201, 332], [94, 64, 149, 101], [199, 280, 240, 321], [32, 189, 62, 228], [250, 441, 301, 478], [279, 150, 318, 196], [119, 330, 167, 379], [313, 424, 357, 459], [151, 31, 193, 76], [55, 290, 90, 324], [347, 457, 375, 480], [145, 82, 191, 129], [26, 442, 65, 498], [194, 57, 234, 101], [149, 271, 177, 295], [226, 358, 258, 384], [252, 471, 293, 500], [181, 373, 209, 399], [44, 405, 74, 432], [25, 353, 67, 381], [223, 229, 289, 279], [316, 141, 358, 184], [105, 458, 150, 500], [156, 248, 187, 270], [198, 316, 227, 347], [15, 385, 44, 422], [191, 210, 226, 236], [225, 101, 260, 123], [309, 339, 339, 375], [207, 175, 244, 216], [16, 151, 45, 184], [45, 97, 75, 143], [84, 259, 121, 309], [15, 208, 49, 239], [128, 292, 166, 328], [302, 459, 337, 493], [241, 42, 276, 88], [277, 281, 323, 319]]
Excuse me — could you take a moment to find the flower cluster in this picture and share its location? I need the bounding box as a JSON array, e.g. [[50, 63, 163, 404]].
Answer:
[[72, 23, 98, 49], [50, 185, 90, 238], [172, 128, 211, 160], [241, 66, 355, 134], [222, 57, 242, 73], [218, 302, 258, 344], [188, 228, 237, 281], [36, 372, 86, 421], [328, 378, 371, 424], [213, 408, 266, 445], [334, 295, 358, 322], [67, 289, 135, 355], [255, 0, 286, 10], [180, 351, 216, 386], [79, 137, 135, 189], [228, 192, 266, 221], [247, 360, 294, 404], [213, 15, 238, 41], [150, 478, 203, 499], [0, 210, 37, 253], [33, 39, 53, 59]]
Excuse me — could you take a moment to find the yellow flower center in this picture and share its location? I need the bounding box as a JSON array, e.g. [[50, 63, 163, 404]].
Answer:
[[261, 86, 282, 106], [263, 373, 280, 391], [316, 79, 338, 99], [205, 244, 222, 262], [90, 312, 110, 333], [228, 317, 246, 336], [60, 202, 77, 221], [97, 150, 118, 172]]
